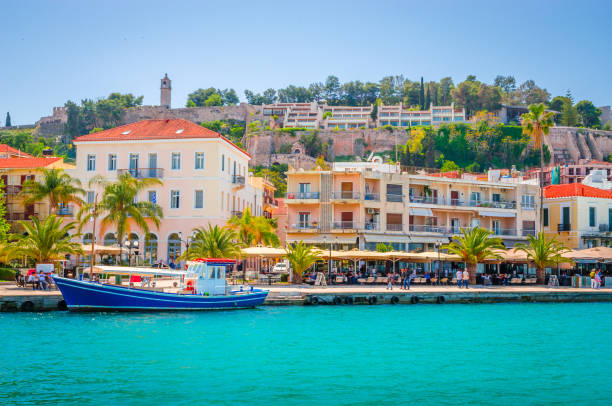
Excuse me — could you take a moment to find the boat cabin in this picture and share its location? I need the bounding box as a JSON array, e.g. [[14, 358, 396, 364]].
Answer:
[[185, 258, 236, 296]]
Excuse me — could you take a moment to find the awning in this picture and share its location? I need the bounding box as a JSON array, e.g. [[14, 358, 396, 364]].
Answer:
[[409, 236, 450, 244], [364, 235, 409, 243], [241, 247, 286, 258], [478, 210, 516, 218], [409, 207, 433, 216]]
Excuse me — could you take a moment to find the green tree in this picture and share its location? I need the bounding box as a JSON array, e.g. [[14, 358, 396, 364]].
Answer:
[[0, 178, 11, 240], [284, 241, 320, 283], [300, 132, 323, 157], [15, 215, 83, 263], [19, 168, 85, 215], [376, 243, 393, 252], [494, 75, 516, 93], [204, 93, 223, 106], [93, 173, 163, 260], [515, 233, 573, 284], [227, 207, 279, 247], [443, 227, 504, 284], [179, 225, 241, 260], [5, 112, 10, 127], [440, 160, 460, 172], [560, 98, 579, 126], [521, 103, 555, 229], [575, 100, 602, 128], [419, 77, 425, 109]]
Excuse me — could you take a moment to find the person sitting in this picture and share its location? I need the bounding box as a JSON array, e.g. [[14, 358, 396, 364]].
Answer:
[[38, 272, 48, 290], [425, 271, 431, 285]]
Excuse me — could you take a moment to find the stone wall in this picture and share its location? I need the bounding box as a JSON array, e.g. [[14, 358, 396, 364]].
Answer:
[[120, 103, 254, 125], [547, 127, 612, 164]]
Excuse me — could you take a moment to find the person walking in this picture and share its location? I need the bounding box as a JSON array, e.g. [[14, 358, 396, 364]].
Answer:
[[386, 273, 393, 290], [402, 269, 411, 290], [38, 271, 48, 291], [595, 270, 602, 289], [456, 269, 463, 288], [590, 268, 596, 289], [462, 269, 470, 289]]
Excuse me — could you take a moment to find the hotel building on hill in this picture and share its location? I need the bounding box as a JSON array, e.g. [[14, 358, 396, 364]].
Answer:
[[284, 162, 539, 251], [69, 119, 266, 263]]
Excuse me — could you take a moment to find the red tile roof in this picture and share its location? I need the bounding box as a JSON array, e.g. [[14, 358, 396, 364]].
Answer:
[[0, 144, 34, 158], [73, 119, 250, 158], [0, 156, 62, 169], [544, 183, 612, 199]]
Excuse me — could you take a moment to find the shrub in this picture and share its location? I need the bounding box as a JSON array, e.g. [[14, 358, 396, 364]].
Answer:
[[0, 268, 16, 281]]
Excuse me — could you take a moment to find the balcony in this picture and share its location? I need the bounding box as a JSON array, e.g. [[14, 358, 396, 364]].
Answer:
[[386, 223, 403, 232], [289, 223, 319, 232], [410, 195, 517, 209], [599, 224, 611, 232], [522, 229, 536, 237], [364, 193, 380, 201], [118, 168, 164, 179], [331, 221, 357, 231], [331, 191, 360, 200], [362, 222, 380, 231], [4, 185, 22, 195], [232, 175, 246, 186], [57, 207, 74, 217], [285, 192, 320, 200], [6, 211, 41, 221], [386, 194, 403, 203], [558, 223, 571, 232], [409, 225, 447, 233], [490, 228, 517, 236]]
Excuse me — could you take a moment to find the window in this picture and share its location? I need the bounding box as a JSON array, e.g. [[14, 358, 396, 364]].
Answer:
[[298, 183, 311, 198], [170, 190, 180, 209], [194, 190, 204, 209], [108, 154, 117, 171], [492, 193, 500, 202], [522, 195, 535, 209], [221, 154, 225, 171], [87, 154, 96, 171], [171, 152, 181, 170], [386, 184, 402, 202], [195, 152, 205, 170], [87, 191, 95, 204], [543, 208, 549, 226], [589, 207, 596, 227], [148, 191, 157, 204], [470, 192, 481, 204], [298, 212, 310, 228]]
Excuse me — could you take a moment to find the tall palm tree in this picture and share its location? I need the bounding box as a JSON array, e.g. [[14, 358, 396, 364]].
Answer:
[[179, 225, 241, 260], [19, 168, 85, 215], [251, 216, 280, 247], [521, 103, 555, 228], [515, 232, 573, 284], [443, 227, 504, 284], [91, 173, 163, 262], [15, 215, 83, 263], [284, 241, 321, 283]]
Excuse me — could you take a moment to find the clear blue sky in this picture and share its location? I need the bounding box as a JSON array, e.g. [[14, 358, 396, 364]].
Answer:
[[2, 0, 611, 125]]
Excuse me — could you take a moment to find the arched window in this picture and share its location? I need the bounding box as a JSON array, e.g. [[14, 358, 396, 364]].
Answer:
[[103, 233, 117, 246], [83, 233, 93, 244], [145, 233, 158, 263], [168, 233, 181, 262]]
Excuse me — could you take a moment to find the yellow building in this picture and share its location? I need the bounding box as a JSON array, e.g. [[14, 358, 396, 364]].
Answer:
[[543, 183, 612, 249], [285, 162, 539, 251], [0, 146, 74, 232]]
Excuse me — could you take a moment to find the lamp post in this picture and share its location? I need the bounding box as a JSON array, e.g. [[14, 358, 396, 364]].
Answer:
[[323, 235, 331, 285], [435, 241, 441, 285], [124, 239, 139, 266]]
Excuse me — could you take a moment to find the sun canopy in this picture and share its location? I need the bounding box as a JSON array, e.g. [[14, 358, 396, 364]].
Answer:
[[91, 265, 187, 277], [79, 244, 122, 255], [562, 246, 612, 262], [490, 248, 528, 262], [241, 247, 286, 258], [409, 208, 433, 217]]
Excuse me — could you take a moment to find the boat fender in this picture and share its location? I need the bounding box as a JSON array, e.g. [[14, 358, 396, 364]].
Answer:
[[151, 282, 156, 288], [436, 296, 445, 304], [410, 296, 419, 304], [390, 296, 399, 304], [21, 301, 34, 312], [344, 296, 354, 305], [173, 282, 178, 288], [368, 296, 378, 305], [333, 296, 342, 305], [310, 296, 319, 305], [57, 300, 68, 310]]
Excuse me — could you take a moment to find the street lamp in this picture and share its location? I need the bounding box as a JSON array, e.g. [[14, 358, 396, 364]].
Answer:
[[435, 241, 441, 285], [323, 235, 331, 285], [124, 239, 139, 266]]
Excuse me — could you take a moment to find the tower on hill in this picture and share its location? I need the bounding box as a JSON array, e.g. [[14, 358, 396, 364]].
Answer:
[[160, 73, 171, 108]]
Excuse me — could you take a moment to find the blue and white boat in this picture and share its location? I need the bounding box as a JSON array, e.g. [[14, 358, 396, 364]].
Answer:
[[53, 258, 268, 311]]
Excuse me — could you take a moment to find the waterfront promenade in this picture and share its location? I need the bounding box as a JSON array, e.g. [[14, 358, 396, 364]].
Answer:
[[2, 282, 612, 310]]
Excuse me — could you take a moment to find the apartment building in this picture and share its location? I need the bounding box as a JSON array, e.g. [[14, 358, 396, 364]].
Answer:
[[260, 102, 465, 130], [528, 160, 612, 187], [70, 119, 264, 263], [543, 183, 612, 249], [249, 176, 277, 218], [284, 162, 539, 251], [0, 146, 74, 232]]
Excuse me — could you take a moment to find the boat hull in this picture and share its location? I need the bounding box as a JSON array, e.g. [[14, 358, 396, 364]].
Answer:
[[53, 276, 269, 311]]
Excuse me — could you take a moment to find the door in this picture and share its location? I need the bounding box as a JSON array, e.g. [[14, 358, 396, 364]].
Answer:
[[609, 209, 612, 232], [341, 212, 353, 229], [341, 182, 353, 199], [298, 183, 311, 198], [451, 218, 460, 233], [129, 153, 139, 177], [148, 153, 157, 177], [562, 207, 570, 230], [432, 189, 438, 204], [492, 220, 501, 235], [451, 191, 459, 205], [298, 212, 310, 229]]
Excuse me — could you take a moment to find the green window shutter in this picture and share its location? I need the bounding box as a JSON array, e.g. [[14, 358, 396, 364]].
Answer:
[[543, 208, 549, 227]]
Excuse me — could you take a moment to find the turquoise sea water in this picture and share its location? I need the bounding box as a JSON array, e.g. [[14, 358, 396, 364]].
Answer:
[[2, 303, 611, 405]]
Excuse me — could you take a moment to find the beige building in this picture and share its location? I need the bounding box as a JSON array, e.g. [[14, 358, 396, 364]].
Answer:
[[284, 162, 539, 251]]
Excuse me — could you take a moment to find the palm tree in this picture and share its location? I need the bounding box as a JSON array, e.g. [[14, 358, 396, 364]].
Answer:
[[19, 168, 85, 215], [0, 239, 17, 264], [284, 241, 321, 283], [15, 215, 83, 263], [251, 216, 280, 247], [521, 103, 555, 228], [179, 225, 241, 260], [92, 173, 163, 262], [515, 232, 573, 284], [443, 227, 504, 284]]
